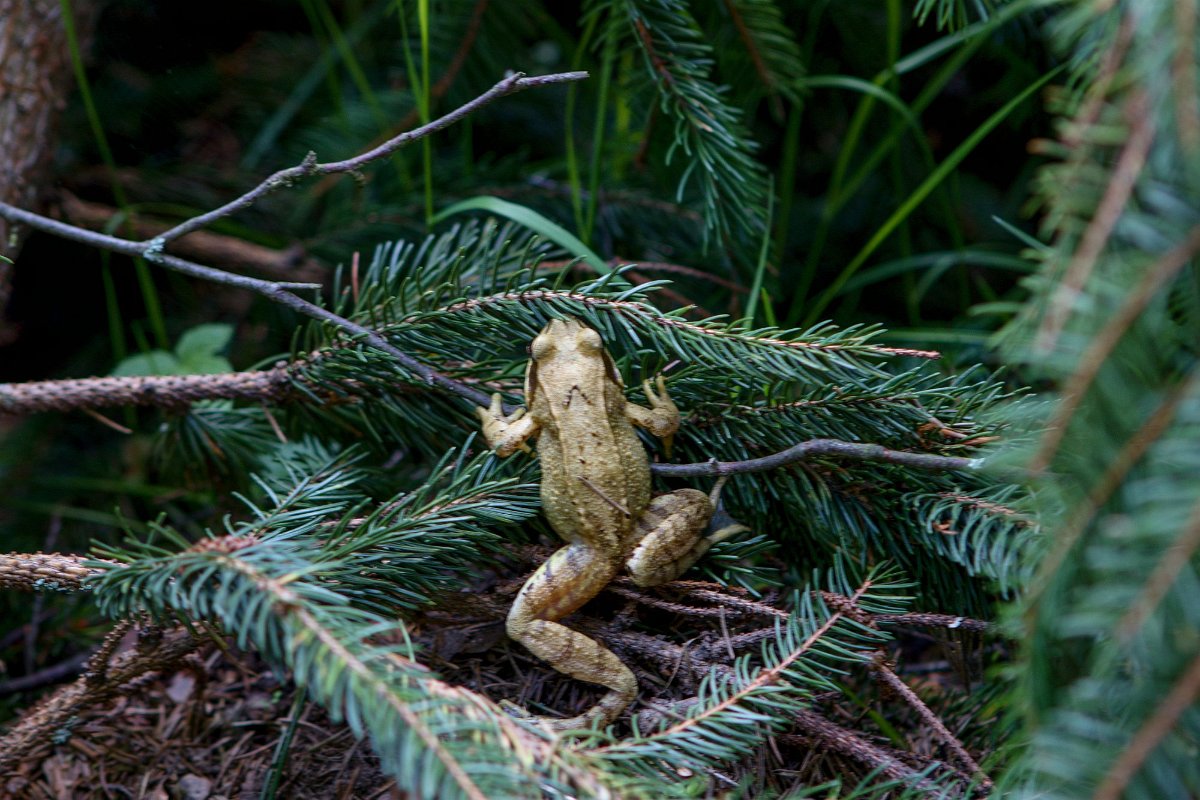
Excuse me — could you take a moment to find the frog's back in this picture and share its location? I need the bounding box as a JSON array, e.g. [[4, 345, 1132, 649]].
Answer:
[[533, 380, 650, 553]]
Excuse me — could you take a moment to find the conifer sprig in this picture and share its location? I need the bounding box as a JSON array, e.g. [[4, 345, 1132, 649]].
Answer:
[[585, 0, 772, 246]]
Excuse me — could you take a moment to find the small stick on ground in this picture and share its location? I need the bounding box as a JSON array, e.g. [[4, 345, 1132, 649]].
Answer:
[[871, 652, 992, 791]]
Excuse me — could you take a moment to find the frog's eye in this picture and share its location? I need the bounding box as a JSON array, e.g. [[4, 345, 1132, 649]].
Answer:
[[530, 333, 554, 361], [576, 327, 603, 354]]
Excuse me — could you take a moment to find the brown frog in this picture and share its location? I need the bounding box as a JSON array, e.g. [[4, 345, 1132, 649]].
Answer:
[[477, 317, 745, 731]]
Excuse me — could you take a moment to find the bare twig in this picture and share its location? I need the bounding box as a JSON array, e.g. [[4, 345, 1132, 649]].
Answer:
[[1092, 653, 1200, 800], [0, 650, 93, 696], [650, 439, 982, 478], [874, 613, 991, 634], [149, 71, 585, 246], [59, 192, 325, 284], [785, 709, 948, 793], [871, 653, 992, 790], [0, 71, 587, 412]]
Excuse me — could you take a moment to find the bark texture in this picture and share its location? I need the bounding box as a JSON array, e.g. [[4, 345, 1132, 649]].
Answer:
[[0, 0, 97, 339]]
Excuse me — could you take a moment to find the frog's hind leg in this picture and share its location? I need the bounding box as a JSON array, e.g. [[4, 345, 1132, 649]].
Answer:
[[506, 545, 636, 731], [626, 482, 749, 588]]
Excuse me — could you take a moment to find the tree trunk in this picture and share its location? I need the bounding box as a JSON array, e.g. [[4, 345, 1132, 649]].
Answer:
[[0, 0, 97, 342]]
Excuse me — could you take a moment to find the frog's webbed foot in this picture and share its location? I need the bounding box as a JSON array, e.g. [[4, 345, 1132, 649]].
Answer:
[[476, 393, 536, 456], [706, 476, 750, 545], [501, 697, 626, 734]]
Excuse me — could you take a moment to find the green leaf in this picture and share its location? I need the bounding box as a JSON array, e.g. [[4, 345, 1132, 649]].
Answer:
[[175, 323, 234, 362], [175, 323, 234, 374], [111, 350, 180, 377]]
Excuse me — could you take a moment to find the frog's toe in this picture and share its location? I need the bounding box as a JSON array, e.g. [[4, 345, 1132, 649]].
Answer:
[[706, 507, 750, 544], [499, 699, 534, 719]]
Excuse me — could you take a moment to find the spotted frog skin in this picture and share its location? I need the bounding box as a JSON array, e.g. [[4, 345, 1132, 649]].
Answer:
[[477, 317, 744, 731]]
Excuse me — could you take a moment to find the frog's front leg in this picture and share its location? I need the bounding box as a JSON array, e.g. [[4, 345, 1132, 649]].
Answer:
[[476, 393, 538, 456], [625, 376, 681, 440], [506, 544, 637, 731], [626, 481, 748, 587]]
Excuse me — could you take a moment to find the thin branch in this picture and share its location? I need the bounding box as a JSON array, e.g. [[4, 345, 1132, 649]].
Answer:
[[1031, 224, 1200, 473], [0, 201, 322, 291], [149, 71, 585, 246], [1173, 0, 1199, 151], [0, 367, 301, 414], [1036, 90, 1156, 353], [0, 625, 201, 773], [874, 613, 991, 633], [59, 192, 325, 284], [871, 653, 991, 790], [0, 201, 496, 408], [595, 578, 877, 754], [0, 72, 587, 412], [1092, 653, 1200, 800], [785, 709, 947, 793], [651, 439, 981, 478], [0, 650, 92, 696]]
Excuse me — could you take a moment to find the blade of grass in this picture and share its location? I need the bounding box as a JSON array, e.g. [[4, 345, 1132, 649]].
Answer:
[[60, 0, 167, 352], [433, 197, 609, 274], [418, 0, 433, 227], [583, 29, 617, 246], [565, 13, 600, 237], [242, 2, 387, 169], [743, 177, 775, 325], [785, 3, 1032, 325], [802, 66, 1063, 327], [838, 250, 1034, 295]]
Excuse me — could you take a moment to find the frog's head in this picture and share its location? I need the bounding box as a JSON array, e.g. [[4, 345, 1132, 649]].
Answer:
[[527, 317, 624, 396], [531, 317, 603, 362]]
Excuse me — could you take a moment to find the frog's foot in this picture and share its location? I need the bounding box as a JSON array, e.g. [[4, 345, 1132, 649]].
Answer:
[[476, 393, 535, 455], [627, 376, 680, 441], [499, 698, 535, 720], [503, 696, 626, 734], [706, 476, 749, 544], [705, 506, 750, 544]]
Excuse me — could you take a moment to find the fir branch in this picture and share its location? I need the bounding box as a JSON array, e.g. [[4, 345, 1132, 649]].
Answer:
[[437, 287, 940, 360], [0, 552, 106, 592], [716, 0, 804, 116], [592, 0, 771, 244], [0, 368, 303, 414], [1031, 224, 1200, 472], [785, 710, 946, 793], [1035, 90, 1156, 353], [589, 563, 912, 781], [1092, 653, 1200, 800]]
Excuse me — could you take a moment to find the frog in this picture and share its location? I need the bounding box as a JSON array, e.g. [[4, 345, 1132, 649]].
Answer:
[[477, 316, 746, 731]]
